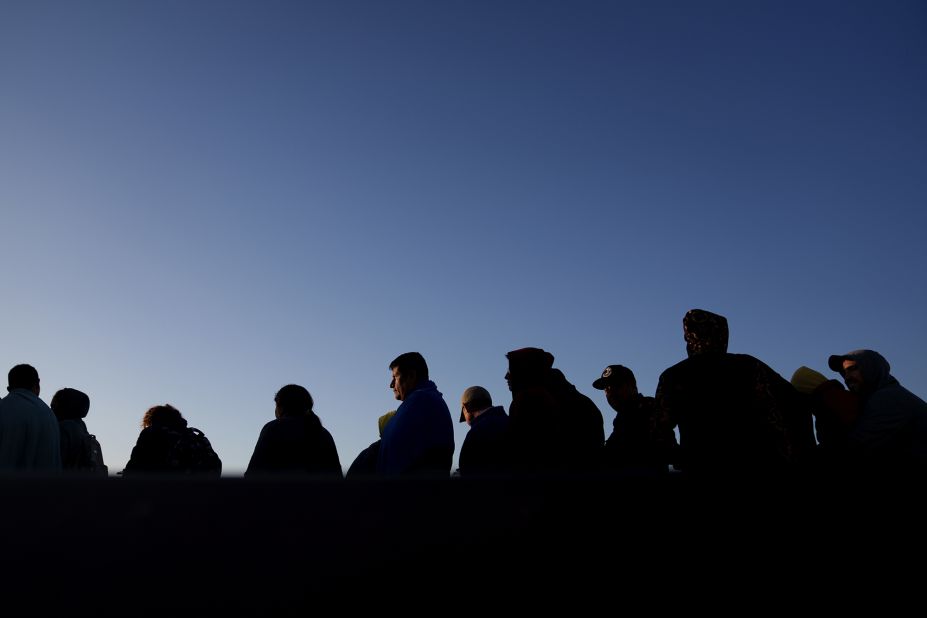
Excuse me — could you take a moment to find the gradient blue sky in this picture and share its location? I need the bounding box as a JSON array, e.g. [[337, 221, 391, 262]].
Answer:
[[2, 0, 925, 475]]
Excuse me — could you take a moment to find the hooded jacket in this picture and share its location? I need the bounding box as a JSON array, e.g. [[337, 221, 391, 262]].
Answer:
[[656, 309, 815, 474], [830, 349, 927, 469]]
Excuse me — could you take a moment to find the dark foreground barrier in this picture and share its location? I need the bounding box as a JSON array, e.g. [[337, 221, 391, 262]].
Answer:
[[0, 472, 923, 616]]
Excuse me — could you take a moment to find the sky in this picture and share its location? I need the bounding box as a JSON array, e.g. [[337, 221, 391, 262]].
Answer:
[[1, 0, 925, 475]]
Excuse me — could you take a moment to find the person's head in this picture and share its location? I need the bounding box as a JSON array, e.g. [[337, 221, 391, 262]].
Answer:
[[828, 349, 892, 395], [50, 388, 91, 420], [505, 348, 555, 393], [459, 386, 492, 425], [683, 309, 729, 357], [389, 352, 428, 401], [274, 384, 314, 418], [141, 404, 186, 430], [592, 365, 638, 412], [7, 364, 40, 395], [378, 410, 397, 437]]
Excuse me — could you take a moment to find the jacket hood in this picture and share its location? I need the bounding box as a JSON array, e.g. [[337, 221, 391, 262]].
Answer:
[[684, 309, 729, 357], [828, 349, 894, 393]]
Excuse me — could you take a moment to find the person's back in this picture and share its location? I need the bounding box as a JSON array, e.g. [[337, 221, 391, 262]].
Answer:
[[658, 352, 791, 472], [549, 369, 605, 472], [459, 406, 511, 476], [246, 384, 341, 478], [656, 310, 813, 475], [51, 387, 107, 475], [862, 382, 927, 464], [458, 387, 511, 477], [123, 423, 185, 475], [57, 419, 104, 472], [123, 404, 221, 477], [246, 414, 341, 477], [0, 364, 61, 472]]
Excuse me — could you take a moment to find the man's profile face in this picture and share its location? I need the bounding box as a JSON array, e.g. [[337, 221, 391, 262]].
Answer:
[[842, 360, 864, 393], [390, 366, 416, 401], [604, 382, 635, 411]]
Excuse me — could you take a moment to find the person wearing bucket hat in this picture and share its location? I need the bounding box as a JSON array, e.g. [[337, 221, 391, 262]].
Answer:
[[457, 386, 510, 476], [654, 309, 815, 475], [826, 349, 927, 470], [593, 365, 676, 473]]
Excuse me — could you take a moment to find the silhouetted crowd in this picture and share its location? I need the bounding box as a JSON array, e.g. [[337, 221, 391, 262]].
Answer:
[[1, 309, 925, 478]]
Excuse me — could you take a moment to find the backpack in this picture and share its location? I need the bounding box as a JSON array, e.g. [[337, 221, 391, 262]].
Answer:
[[165, 427, 222, 476], [86, 433, 108, 476]]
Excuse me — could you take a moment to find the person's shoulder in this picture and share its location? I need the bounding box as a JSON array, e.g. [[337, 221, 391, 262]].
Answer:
[[658, 357, 690, 381], [478, 408, 510, 429], [871, 382, 926, 408], [59, 418, 88, 433], [406, 382, 445, 406], [486, 405, 508, 418], [726, 352, 770, 370]]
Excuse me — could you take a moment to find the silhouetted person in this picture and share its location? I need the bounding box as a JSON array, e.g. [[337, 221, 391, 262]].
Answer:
[[791, 366, 861, 470], [506, 348, 604, 474], [245, 384, 342, 478], [593, 365, 676, 474], [50, 387, 107, 475], [0, 364, 61, 472], [457, 386, 511, 477], [548, 367, 605, 470], [826, 349, 927, 472], [505, 347, 559, 473], [346, 410, 396, 478], [123, 404, 221, 476], [655, 309, 815, 476], [377, 352, 455, 476]]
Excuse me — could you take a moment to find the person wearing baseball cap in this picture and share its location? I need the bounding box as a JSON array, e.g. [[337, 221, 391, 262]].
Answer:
[[826, 349, 927, 470], [593, 364, 675, 474]]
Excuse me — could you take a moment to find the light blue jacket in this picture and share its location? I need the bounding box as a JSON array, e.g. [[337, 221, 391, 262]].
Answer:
[[0, 389, 62, 471]]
